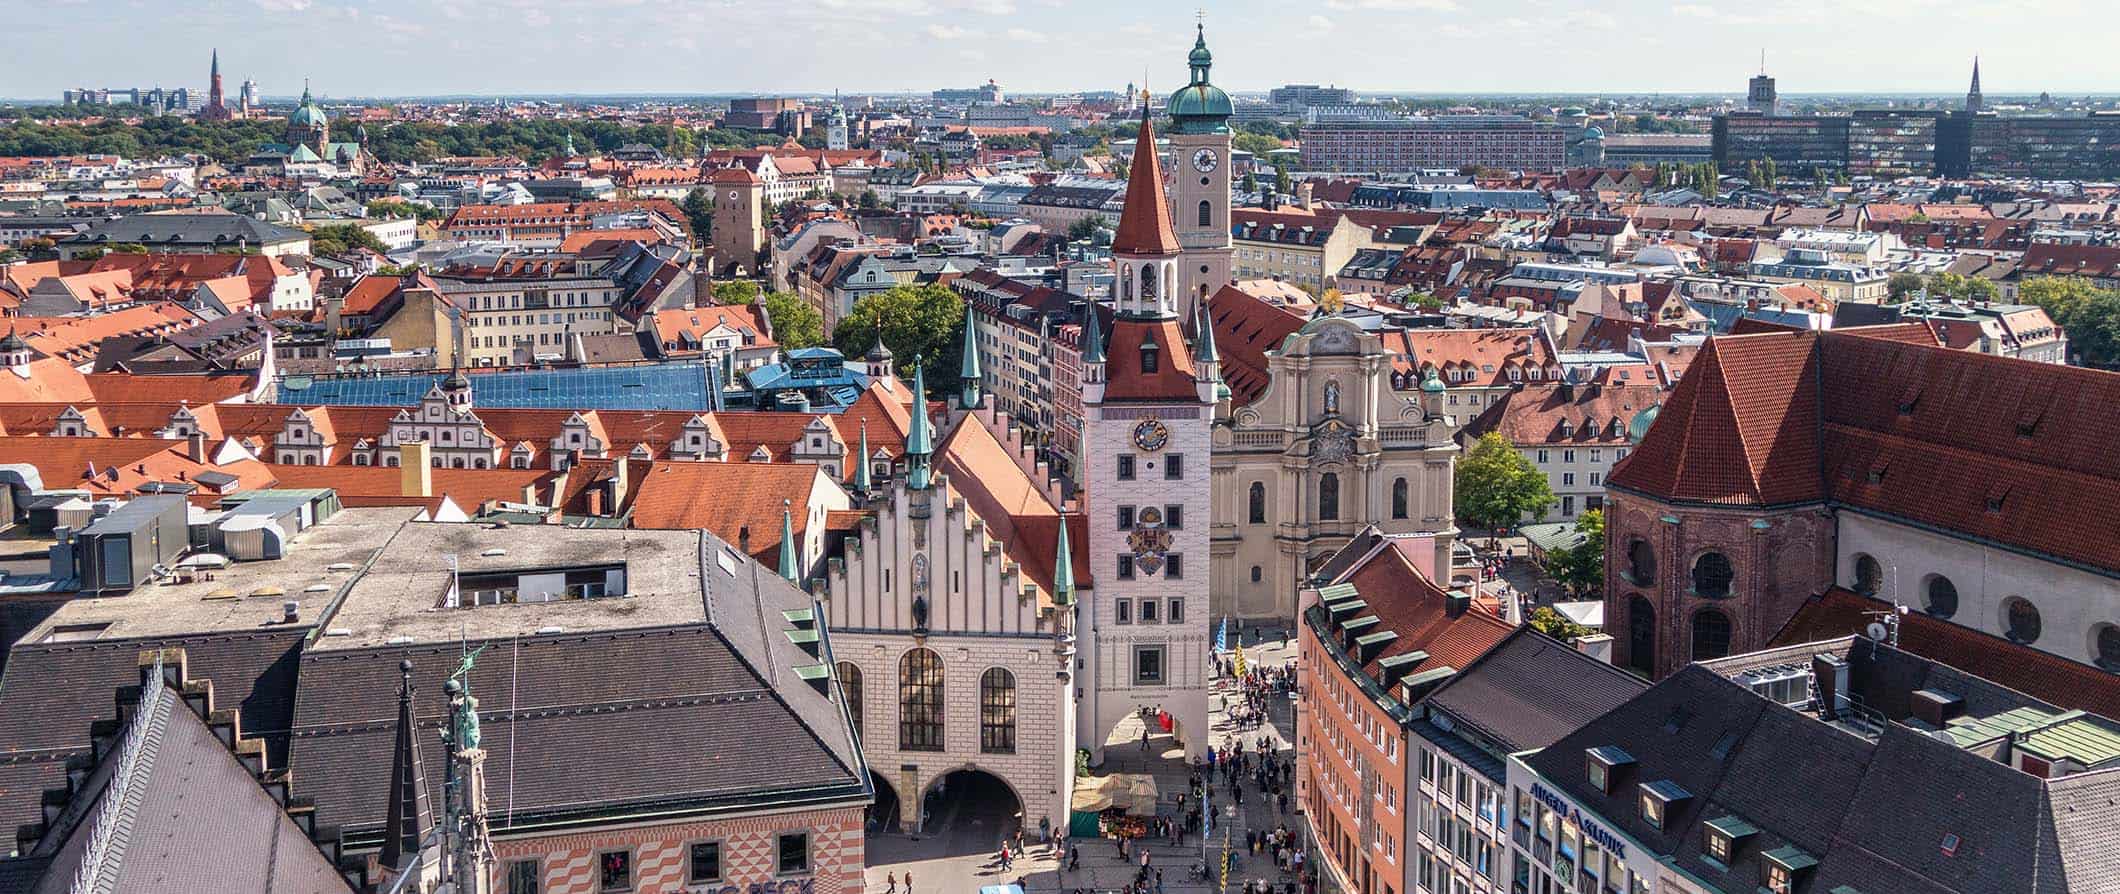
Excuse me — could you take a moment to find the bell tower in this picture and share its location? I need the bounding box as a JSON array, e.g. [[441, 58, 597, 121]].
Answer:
[[1167, 24, 1235, 323]]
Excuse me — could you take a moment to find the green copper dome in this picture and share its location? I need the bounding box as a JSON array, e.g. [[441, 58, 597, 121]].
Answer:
[[290, 84, 327, 128], [1628, 403, 1661, 443], [1420, 367, 1447, 393], [1169, 25, 1232, 135]]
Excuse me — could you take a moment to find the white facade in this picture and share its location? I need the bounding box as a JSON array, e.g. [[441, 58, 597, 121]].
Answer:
[[1835, 512, 2120, 669]]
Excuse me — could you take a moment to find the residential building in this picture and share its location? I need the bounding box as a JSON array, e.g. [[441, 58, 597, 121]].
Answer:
[[1231, 207, 1375, 291], [1509, 634, 2120, 894], [1891, 299, 2068, 364], [1463, 381, 1660, 521], [1744, 251, 1888, 304], [59, 211, 311, 259]]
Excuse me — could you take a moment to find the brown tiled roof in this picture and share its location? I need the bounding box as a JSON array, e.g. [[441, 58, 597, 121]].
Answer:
[[627, 461, 825, 566], [2017, 243, 2120, 279], [1101, 319, 1199, 402], [1608, 331, 1822, 506], [1464, 382, 1663, 447], [1109, 114, 1180, 257], [1328, 539, 1514, 679], [1205, 284, 1305, 406]]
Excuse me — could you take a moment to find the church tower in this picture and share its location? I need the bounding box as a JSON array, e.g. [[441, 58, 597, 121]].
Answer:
[[1078, 101, 1215, 764], [1167, 25, 1235, 323], [199, 49, 233, 123], [1966, 57, 1986, 113]]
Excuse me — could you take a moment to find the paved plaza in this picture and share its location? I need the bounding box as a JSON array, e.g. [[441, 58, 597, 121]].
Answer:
[[865, 631, 1302, 894]]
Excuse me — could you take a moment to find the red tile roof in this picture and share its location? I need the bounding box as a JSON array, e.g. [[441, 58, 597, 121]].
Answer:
[[1327, 538, 1515, 678], [1205, 284, 1306, 406], [1109, 114, 1180, 257], [627, 461, 827, 566], [1465, 382, 1664, 447], [2017, 243, 2120, 280], [1101, 319, 1199, 402]]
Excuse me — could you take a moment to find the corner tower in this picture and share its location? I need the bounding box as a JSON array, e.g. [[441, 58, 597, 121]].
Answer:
[[1167, 25, 1235, 323], [1078, 102, 1215, 764]]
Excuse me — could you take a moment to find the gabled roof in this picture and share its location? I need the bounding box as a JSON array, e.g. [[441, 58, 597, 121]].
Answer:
[[1420, 626, 1647, 754], [1101, 319, 1200, 402]]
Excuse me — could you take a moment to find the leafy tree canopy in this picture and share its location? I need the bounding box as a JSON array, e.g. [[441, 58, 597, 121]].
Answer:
[[1454, 432, 1555, 532], [830, 283, 966, 391]]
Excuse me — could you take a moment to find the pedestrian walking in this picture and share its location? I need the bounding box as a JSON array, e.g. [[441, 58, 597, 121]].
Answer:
[[886, 872, 897, 894], [905, 872, 913, 894]]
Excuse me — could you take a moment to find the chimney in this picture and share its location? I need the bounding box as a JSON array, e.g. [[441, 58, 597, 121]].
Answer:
[[586, 487, 605, 517], [1446, 590, 1471, 617], [186, 431, 207, 462], [399, 443, 432, 498], [1298, 180, 1315, 211], [611, 456, 630, 511], [282, 600, 300, 624]]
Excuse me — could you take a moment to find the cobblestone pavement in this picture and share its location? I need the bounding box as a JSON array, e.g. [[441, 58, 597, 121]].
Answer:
[[864, 631, 1302, 894]]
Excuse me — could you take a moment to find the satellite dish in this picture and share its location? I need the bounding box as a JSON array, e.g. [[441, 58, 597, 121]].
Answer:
[[1865, 622, 1890, 641]]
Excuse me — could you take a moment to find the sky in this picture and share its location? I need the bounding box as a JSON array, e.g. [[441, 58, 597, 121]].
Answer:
[[6, 0, 2119, 100]]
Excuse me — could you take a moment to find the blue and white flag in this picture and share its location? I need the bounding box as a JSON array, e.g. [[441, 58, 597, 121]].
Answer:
[[1216, 616, 1228, 654]]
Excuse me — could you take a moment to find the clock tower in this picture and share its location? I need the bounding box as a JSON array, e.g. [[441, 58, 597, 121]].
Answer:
[[1167, 24, 1235, 323], [1078, 101, 1220, 764]]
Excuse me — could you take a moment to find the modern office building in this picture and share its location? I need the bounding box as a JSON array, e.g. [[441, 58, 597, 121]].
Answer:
[[1301, 115, 1568, 173], [1711, 114, 1850, 172], [1844, 110, 1942, 178]]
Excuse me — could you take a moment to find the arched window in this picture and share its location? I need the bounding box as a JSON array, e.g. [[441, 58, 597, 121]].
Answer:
[[1391, 478, 1409, 520], [1250, 565, 1263, 583], [1852, 554, 1882, 597], [2095, 625, 2120, 671], [2004, 597, 2042, 644], [1318, 472, 1340, 521], [1140, 263, 1158, 300], [1691, 609, 1732, 661], [1923, 575, 1958, 619], [1198, 200, 1212, 227], [836, 661, 863, 734], [898, 648, 944, 752], [1248, 482, 1267, 524], [1691, 552, 1734, 598], [1627, 539, 1656, 585], [979, 668, 1017, 754], [1627, 596, 1656, 675]]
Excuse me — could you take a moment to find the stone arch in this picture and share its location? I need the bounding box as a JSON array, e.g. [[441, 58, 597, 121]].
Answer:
[[1691, 606, 1733, 661], [1626, 594, 1656, 676]]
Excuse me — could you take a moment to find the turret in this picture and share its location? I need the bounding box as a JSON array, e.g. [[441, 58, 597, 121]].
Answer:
[[958, 303, 983, 411], [779, 499, 800, 583], [378, 659, 430, 887], [905, 358, 934, 490], [0, 328, 33, 376], [1079, 302, 1106, 403], [852, 420, 874, 495], [1051, 515, 1075, 607], [1193, 296, 1228, 406], [863, 337, 895, 381]]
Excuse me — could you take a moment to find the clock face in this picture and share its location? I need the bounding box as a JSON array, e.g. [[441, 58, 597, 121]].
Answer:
[[1131, 418, 1170, 452], [1191, 148, 1219, 173]]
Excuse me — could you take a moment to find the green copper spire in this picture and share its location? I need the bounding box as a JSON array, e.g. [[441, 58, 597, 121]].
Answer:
[[1050, 516, 1075, 606], [1194, 298, 1221, 365], [906, 358, 933, 490], [778, 499, 799, 582], [1080, 305, 1105, 364], [564, 131, 578, 157], [853, 420, 873, 491], [958, 304, 983, 410]]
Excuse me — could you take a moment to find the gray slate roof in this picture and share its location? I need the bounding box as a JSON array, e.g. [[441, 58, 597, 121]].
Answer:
[[65, 213, 310, 248]]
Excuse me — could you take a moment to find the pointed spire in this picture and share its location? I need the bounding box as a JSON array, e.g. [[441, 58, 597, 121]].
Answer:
[[778, 499, 799, 582], [906, 357, 933, 490], [1051, 515, 1075, 605], [211, 49, 220, 80], [854, 420, 873, 491], [1109, 95, 1181, 258], [1193, 295, 1220, 366], [1080, 304, 1105, 365], [299, 78, 312, 105], [958, 303, 983, 410], [1967, 57, 1985, 113], [380, 659, 429, 875]]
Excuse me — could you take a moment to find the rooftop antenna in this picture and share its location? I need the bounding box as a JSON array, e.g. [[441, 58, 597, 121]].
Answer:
[[1759, 49, 1766, 76]]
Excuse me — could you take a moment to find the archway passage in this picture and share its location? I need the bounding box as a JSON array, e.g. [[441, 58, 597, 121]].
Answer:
[[919, 768, 1023, 854], [867, 770, 903, 835], [1626, 596, 1657, 676]]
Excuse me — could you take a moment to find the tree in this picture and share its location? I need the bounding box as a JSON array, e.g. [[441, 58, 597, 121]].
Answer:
[[831, 283, 966, 390], [1241, 171, 1259, 195], [1232, 132, 1282, 158], [1928, 271, 1997, 304], [681, 188, 715, 239], [1886, 272, 1927, 300], [1067, 214, 1109, 242], [759, 290, 823, 350], [1274, 163, 1292, 196], [1527, 606, 1594, 643], [1544, 509, 1606, 600], [108, 243, 149, 255], [366, 199, 445, 222], [711, 279, 762, 304], [1403, 291, 1443, 311], [1454, 432, 1555, 539], [308, 223, 388, 257], [858, 189, 881, 210], [2020, 275, 2120, 368], [1761, 157, 1778, 190]]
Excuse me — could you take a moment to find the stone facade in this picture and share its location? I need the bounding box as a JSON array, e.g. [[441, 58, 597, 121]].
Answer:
[[1211, 315, 1458, 622], [488, 804, 864, 894], [1600, 491, 1835, 679]]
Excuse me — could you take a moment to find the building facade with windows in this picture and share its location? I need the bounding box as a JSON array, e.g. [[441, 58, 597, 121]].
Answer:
[[1209, 299, 1458, 622], [1299, 115, 1567, 174], [1462, 382, 1661, 522], [1077, 107, 1216, 762]]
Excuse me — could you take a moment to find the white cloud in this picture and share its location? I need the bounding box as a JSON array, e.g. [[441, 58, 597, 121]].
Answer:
[[253, 0, 312, 10], [925, 23, 978, 40], [524, 8, 553, 27], [1324, 0, 1459, 10], [1005, 27, 1046, 43], [1308, 15, 1336, 31]]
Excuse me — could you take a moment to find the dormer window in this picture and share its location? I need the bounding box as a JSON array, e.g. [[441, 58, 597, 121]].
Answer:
[[1701, 815, 1758, 866], [1585, 746, 1634, 794], [1637, 780, 1689, 831], [1760, 845, 1817, 894], [1140, 339, 1160, 374]]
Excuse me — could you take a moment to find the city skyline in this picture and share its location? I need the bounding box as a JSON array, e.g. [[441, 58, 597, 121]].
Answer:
[[7, 0, 2120, 100]]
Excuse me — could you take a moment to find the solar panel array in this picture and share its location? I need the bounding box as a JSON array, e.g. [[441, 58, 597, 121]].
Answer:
[[274, 362, 717, 411]]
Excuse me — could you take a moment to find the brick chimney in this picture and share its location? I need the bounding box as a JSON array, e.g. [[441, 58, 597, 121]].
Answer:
[[399, 443, 432, 498], [186, 431, 207, 463]]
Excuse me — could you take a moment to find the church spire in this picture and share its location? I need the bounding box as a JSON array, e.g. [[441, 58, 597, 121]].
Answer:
[[1966, 57, 1985, 113], [958, 303, 982, 410], [1080, 303, 1105, 365], [380, 659, 430, 878], [1109, 95, 1181, 259], [905, 358, 933, 490], [778, 500, 799, 583]]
